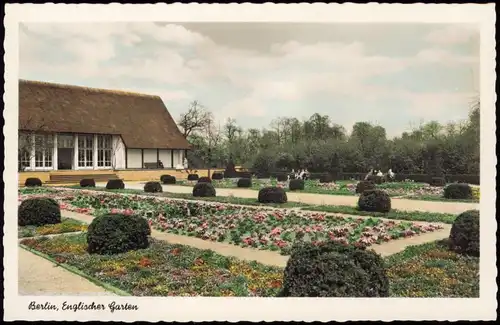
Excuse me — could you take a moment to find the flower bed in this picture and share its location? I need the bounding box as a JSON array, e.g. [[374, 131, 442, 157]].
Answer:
[[385, 240, 479, 297], [20, 234, 479, 297], [19, 189, 444, 254], [18, 217, 88, 238], [20, 234, 283, 297]]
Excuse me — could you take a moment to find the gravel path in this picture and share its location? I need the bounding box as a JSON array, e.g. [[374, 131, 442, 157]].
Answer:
[[112, 182, 478, 214], [18, 247, 116, 296]]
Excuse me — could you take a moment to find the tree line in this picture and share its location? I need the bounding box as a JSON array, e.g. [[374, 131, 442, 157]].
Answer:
[[177, 99, 480, 176]]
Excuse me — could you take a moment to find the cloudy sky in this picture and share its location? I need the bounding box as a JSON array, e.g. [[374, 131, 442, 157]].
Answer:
[[19, 22, 479, 137]]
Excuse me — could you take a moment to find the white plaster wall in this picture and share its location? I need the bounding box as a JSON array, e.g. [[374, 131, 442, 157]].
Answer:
[[143, 149, 157, 163], [112, 135, 126, 169], [127, 149, 142, 168], [172, 149, 183, 166], [159, 149, 172, 168]]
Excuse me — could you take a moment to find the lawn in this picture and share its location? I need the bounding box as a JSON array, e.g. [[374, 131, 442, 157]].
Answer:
[[19, 234, 479, 297], [62, 186, 458, 224], [19, 189, 445, 254], [165, 178, 479, 202], [18, 217, 87, 238]]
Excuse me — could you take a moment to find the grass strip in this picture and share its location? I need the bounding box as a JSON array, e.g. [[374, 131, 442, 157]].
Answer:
[[19, 243, 131, 296]]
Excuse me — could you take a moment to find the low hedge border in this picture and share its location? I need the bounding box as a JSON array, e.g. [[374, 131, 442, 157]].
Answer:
[[19, 243, 130, 296]]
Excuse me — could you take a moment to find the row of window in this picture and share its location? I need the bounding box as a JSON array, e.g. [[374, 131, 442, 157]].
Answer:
[[19, 134, 113, 169]]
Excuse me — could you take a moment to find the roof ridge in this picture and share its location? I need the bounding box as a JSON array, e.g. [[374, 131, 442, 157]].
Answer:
[[19, 79, 161, 99]]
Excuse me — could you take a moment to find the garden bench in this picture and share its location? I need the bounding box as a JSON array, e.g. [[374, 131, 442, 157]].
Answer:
[[144, 162, 162, 169]]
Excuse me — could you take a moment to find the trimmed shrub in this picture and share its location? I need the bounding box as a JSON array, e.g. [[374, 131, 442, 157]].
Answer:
[[277, 241, 389, 297], [18, 198, 61, 226], [430, 177, 446, 187], [355, 180, 376, 194], [319, 174, 333, 183], [106, 179, 125, 190], [367, 175, 384, 185], [444, 183, 473, 200], [160, 174, 176, 184], [258, 186, 287, 204], [237, 178, 252, 188], [289, 179, 305, 191], [449, 210, 479, 257], [187, 174, 199, 181], [80, 178, 96, 188], [144, 181, 162, 193], [238, 171, 253, 179], [197, 176, 212, 183], [358, 189, 391, 213], [193, 182, 216, 197], [276, 174, 288, 182], [212, 172, 224, 180], [87, 213, 151, 255], [25, 177, 42, 187]]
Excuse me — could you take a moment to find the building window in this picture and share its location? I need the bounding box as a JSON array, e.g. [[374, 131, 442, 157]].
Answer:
[[34, 134, 53, 168], [18, 133, 32, 169], [78, 135, 94, 167], [97, 135, 112, 167]]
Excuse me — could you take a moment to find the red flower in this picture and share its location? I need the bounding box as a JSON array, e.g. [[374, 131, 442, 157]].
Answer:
[[171, 248, 181, 256], [139, 257, 152, 267]]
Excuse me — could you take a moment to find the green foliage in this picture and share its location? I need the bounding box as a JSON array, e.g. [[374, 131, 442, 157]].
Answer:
[[87, 213, 151, 255], [444, 183, 473, 199], [18, 198, 62, 226], [25, 177, 42, 187], [289, 179, 305, 191], [106, 179, 125, 190], [358, 189, 391, 213], [355, 180, 375, 194], [449, 210, 479, 257], [212, 172, 224, 180], [430, 177, 446, 187], [258, 186, 288, 204], [278, 241, 389, 297], [144, 181, 163, 193], [193, 182, 216, 197], [160, 175, 176, 184], [237, 178, 252, 188], [80, 178, 96, 188], [187, 174, 199, 181]]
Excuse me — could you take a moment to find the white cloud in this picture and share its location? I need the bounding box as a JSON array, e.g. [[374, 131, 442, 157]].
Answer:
[[424, 24, 479, 45], [19, 22, 479, 133]]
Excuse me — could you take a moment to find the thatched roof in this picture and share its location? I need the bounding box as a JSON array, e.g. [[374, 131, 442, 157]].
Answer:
[[19, 80, 191, 149]]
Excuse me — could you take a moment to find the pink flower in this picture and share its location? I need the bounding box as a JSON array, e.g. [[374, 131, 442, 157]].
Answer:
[[270, 227, 281, 236]]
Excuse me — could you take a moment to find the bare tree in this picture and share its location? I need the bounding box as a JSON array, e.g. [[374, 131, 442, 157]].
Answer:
[[178, 100, 213, 138]]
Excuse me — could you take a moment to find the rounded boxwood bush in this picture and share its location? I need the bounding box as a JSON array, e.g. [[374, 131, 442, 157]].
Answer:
[[80, 178, 96, 188], [197, 176, 212, 183], [289, 179, 305, 191], [430, 177, 446, 187], [237, 178, 252, 188], [193, 182, 216, 197], [277, 241, 389, 297], [212, 172, 223, 180], [258, 186, 287, 204], [276, 174, 288, 182], [355, 180, 376, 194], [144, 181, 162, 193], [106, 179, 125, 190], [187, 174, 199, 181], [358, 189, 391, 213], [25, 177, 42, 187], [160, 175, 176, 184], [18, 198, 61, 226], [87, 213, 151, 255], [449, 210, 479, 257], [319, 174, 333, 183], [444, 183, 473, 199]]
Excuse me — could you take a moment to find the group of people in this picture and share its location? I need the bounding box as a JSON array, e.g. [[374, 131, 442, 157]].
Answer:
[[288, 168, 310, 181], [365, 168, 395, 181]]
